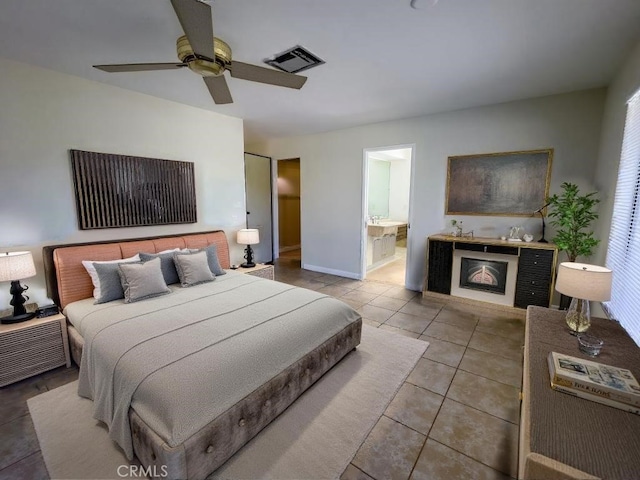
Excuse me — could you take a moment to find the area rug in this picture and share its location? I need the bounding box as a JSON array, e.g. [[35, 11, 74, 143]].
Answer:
[[28, 325, 428, 480]]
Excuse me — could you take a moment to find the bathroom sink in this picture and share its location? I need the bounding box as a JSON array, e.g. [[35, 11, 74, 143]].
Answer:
[[376, 220, 405, 227], [368, 223, 400, 236]]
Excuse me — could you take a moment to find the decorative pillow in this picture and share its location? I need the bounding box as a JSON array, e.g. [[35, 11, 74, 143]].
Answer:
[[92, 261, 138, 304], [118, 257, 171, 303], [187, 243, 226, 276], [173, 250, 215, 287], [138, 248, 181, 285], [82, 255, 140, 300]]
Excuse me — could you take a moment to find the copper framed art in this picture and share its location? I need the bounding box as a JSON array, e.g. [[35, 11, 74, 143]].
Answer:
[[445, 148, 553, 216]]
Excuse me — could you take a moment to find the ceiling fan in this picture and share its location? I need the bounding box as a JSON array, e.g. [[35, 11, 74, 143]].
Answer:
[[93, 0, 307, 104]]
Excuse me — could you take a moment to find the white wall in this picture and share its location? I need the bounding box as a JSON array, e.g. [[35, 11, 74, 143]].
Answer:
[[593, 39, 640, 266], [388, 158, 411, 223], [252, 89, 606, 290], [0, 58, 246, 308]]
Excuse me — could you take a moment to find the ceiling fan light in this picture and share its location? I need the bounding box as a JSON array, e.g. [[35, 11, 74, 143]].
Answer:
[[176, 35, 231, 77]]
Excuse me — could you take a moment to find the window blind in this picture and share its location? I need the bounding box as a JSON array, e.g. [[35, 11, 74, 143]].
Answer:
[[605, 88, 640, 346]]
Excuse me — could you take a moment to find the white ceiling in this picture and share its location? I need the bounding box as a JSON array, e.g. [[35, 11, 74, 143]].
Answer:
[[2, 0, 640, 144]]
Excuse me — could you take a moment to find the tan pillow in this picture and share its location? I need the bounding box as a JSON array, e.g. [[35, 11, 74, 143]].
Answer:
[[173, 250, 215, 287], [118, 257, 171, 303]]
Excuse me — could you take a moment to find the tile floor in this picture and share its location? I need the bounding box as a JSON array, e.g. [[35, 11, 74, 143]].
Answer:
[[0, 255, 525, 480]]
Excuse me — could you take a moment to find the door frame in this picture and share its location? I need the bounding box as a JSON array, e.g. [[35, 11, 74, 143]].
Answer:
[[361, 144, 417, 288], [272, 157, 301, 262]]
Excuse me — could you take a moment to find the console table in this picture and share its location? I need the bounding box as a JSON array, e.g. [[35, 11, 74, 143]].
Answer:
[[424, 235, 558, 309], [520, 307, 640, 479]]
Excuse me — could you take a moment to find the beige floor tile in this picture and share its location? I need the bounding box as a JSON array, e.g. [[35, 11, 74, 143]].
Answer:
[[368, 295, 409, 312], [432, 308, 477, 331], [378, 324, 421, 339], [334, 278, 365, 289], [340, 464, 375, 480], [0, 451, 49, 480], [362, 318, 382, 328], [358, 282, 393, 295], [410, 439, 510, 480], [342, 290, 378, 305], [0, 415, 41, 470], [429, 399, 519, 478], [382, 286, 419, 301], [385, 383, 444, 435], [419, 336, 466, 368], [423, 322, 473, 347], [411, 296, 448, 309], [0, 376, 48, 427], [385, 312, 432, 334], [313, 273, 345, 284], [406, 358, 456, 396], [458, 348, 523, 388], [446, 370, 521, 423], [399, 302, 441, 320], [317, 284, 355, 297], [468, 331, 523, 361], [365, 257, 407, 286], [340, 298, 367, 310], [358, 304, 396, 323], [475, 316, 526, 342], [286, 278, 328, 290], [352, 416, 426, 480]]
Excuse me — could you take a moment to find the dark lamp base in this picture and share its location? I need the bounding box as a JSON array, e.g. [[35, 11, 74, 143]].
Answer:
[[1, 312, 36, 325], [240, 262, 256, 268]]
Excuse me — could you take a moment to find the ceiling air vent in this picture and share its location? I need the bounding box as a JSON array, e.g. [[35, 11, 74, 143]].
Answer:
[[264, 45, 325, 74]]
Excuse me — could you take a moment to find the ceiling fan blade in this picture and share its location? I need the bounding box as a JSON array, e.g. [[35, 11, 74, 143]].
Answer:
[[230, 61, 307, 89], [170, 0, 214, 60], [204, 76, 233, 104], [94, 63, 187, 73]]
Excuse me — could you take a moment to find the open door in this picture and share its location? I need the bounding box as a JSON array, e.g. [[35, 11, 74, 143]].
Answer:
[[244, 153, 274, 263]]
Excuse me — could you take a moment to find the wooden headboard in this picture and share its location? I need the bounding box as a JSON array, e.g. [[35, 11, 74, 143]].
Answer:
[[43, 231, 230, 309]]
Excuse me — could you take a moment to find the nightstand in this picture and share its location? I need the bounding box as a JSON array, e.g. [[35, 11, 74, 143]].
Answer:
[[236, 264, 275, 280], [0, 313, 71, 387]]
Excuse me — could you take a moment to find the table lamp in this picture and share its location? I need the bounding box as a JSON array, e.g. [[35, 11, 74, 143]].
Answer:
[[237, 229, 259, 268], [0, 251, 37, 324], [555, 262, 612, 335]]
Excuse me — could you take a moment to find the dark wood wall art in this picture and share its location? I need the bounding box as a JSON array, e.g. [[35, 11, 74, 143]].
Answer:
[[445, 149, 553, 216], [70, 150, 197, 229]]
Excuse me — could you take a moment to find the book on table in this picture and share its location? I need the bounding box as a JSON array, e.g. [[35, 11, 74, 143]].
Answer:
[[547, 351, 640, 413]]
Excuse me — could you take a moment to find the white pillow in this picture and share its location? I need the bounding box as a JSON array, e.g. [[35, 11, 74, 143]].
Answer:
[[82, 254, 140, 300]]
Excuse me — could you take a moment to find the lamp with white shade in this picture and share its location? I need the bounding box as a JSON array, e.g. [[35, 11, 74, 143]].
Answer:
[[0, 251, 37, 324], [237, 229, 260, 268], [555, 262, 612, 335]]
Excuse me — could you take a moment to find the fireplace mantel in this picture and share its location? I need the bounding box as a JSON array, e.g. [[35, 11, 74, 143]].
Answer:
[[424, 235, 558, 309]]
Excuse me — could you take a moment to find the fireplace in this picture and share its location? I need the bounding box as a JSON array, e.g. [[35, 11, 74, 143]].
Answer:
[[451, 250, 519, 306], [460, 257, 508, 295]]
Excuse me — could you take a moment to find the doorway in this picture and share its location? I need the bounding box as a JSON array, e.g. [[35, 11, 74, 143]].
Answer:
[[361, 146, 414, 286], [276, 158, 301, 262], [244, 152, 274, 263]]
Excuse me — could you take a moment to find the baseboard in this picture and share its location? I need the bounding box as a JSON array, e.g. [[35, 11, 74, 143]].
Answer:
[[302, 264, 362, 280]]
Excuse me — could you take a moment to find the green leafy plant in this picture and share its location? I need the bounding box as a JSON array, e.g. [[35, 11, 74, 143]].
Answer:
[[547, 182, 600, 262]]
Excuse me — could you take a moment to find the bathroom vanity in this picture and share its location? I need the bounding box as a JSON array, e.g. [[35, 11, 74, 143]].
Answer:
[[366, 220, 407, 270]]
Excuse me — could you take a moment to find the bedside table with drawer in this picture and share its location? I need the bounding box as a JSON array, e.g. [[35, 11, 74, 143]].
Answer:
[[0, 313, 71, 387], [236, 264, 275, 280]]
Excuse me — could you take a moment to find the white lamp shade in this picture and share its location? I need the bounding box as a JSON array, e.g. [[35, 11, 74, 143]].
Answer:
[[555, 262, 612, 301], [0, 251, 37, 282], [237, 229, 260, 245]]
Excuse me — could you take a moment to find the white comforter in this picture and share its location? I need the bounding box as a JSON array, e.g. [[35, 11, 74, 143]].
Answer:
[[65, 271, 360, 459]]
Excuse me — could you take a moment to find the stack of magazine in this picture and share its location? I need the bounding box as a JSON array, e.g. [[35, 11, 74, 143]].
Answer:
[[547, 351, 640, 415]]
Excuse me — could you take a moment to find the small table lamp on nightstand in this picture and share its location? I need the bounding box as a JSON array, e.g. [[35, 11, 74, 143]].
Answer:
[[237, 229, 260, 268], [555, 262, 612, 335], [0, 251, 37, 324]]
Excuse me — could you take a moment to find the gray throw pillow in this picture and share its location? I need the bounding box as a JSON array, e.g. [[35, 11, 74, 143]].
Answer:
[[187, 244, 226, 275], [138, 251, 180, 285], [93, 261, 138, 304], [174, 250, 215, 287], [118, 257, 171, 303]]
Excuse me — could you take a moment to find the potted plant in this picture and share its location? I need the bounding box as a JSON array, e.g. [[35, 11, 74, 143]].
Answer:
[[546, 182, 600, 308]]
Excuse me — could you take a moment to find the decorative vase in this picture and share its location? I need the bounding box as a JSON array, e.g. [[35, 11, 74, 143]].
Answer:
[[565, 297, 590, 335]]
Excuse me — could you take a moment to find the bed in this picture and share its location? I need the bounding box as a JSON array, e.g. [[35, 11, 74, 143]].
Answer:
[[43, 230, 362, 480]]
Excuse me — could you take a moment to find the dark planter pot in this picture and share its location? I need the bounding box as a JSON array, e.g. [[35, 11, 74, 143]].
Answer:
[[559, 294, 572, 310]]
